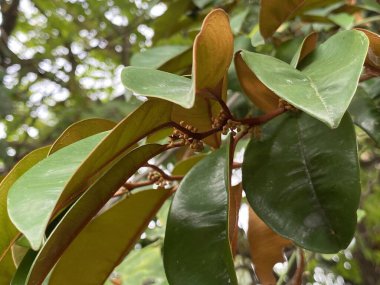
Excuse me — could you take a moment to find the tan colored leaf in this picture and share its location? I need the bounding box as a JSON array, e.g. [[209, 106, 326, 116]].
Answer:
[[291, 32, 319, 67], [229, 183, 243, 256], [355, 28, 380, 72], [193, 8, 234, 91], [235, 51, 279, 112], [248, 207, 292, 285], [260, 0, 306, 39]]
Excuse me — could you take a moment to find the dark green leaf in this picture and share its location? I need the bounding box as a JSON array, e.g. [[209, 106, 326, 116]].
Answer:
[[164, 138, 237, 285], [242, 112, 360, 253], [349, 87, 380, 146]]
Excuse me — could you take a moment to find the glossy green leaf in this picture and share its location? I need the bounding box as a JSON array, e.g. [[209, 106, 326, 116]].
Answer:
[[27, 144, 165, 285], [349, 87, 380, 146], [0, 146, 49, 268], [105, 242, 168, 285], [48, 189, 170, 285], [121, 67, 194, 108], [240, 30, 368, 128], [8, 100, 173, 251], [164, 138, 238, 285], [130, 45, 191, 70], [242, 112, 360, 253], [7, 133, 107, 250], [49, 118, 116, 154]]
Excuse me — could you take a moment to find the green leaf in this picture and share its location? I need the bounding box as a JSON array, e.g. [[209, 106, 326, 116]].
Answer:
[[26, 144, 165, 285], [121, 67, 194, 108], [242, 112, 360, 253], [230, 10, 249, 35], [49, 118, 116, 154], [7, 132, 107, 251], [8, 100, 173, 251], [47, 189, 170, 285], [0, 251, 16, 284], [240, 30, 369, 128], [105, 242, 168, 285], [349, 87, 380, 146], [11, 251, 37, 285], [171, 154, 207, 176], [130, 45, 191, 70], [0, 146, 49, 265], [164, 137, 238, 285]]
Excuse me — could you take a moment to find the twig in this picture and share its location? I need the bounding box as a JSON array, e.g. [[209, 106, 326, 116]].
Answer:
[[145, 163, 184, 181]]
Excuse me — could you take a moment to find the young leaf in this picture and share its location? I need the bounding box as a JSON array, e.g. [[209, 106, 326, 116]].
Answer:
[[46, 189, 170, 285], [0, 251, 15, 285], [0, 146, 49, 267], [49, 118, 116, 154], [164, 137, 238, 285], [8, 100, 173, 251], [242, 112, 361, 253], [240, 30, 369, 128], [349, 87, 380, 146], [248, 208, 291, 284], [26, 144, 166, 285]]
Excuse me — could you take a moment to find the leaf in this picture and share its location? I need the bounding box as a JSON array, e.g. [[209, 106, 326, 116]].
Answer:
[[240, 30, 369, 128], [247, 208, 291, 285], [121, 67, 194, 108], [229, 184, 242, 256], [349, 87, 380, 146], [242, 112, 361, 253], [164, 137, 238, 285], [235, 51, 279, 113], [0, 251, 16, 285], [11, 251, 37, 285], [26, 144, 166, 285], [130, 45, 191, 71], [290, 32, 319, 68], [171, 154, 207, 176], [259, 0, 305, 39], [7, 132, 107, 250], [49, 118, 116, 154], [230, 10, 249, 35], [355, 28, 380, 72], [105, 242, 168, 285], [8, 100, 173, 250], [47, 189, 170, 285], [0, 146, 49, 268]]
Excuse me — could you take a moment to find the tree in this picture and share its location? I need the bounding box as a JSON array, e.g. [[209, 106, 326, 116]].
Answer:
[[1, 0, 380, 284]]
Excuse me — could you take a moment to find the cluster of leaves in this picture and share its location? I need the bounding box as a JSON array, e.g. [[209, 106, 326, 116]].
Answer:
[[1, 0, 380, 284]]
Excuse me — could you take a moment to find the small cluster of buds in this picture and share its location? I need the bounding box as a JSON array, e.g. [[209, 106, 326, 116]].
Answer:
[[222, 119, 243, 136], [211, 110, 229, 129], [147, 171, 168, 188], [212, 110, 243, 136], [169, 121, 204, 151], [279, 99, 297, 111]]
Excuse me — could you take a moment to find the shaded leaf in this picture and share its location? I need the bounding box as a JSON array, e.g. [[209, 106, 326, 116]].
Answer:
[[47, 189, 170, 285], [49, 118, 116, 154], [230, 10, 249, 35], [0, 251, 16, 285], [0, 146, 49, 267], [172, 154, 207, 176], [242, 112, 360, 253], [164, 137, 237, 285], [235, 51, 279, 112], [349, 87, 380, 146], [27, 144, 166, 285], [8, 100, 172, 250], [248, 208, 291, 285], [240, 30, 368, 128], [229, 183, 242, 256], [11, 251, 37, 285]]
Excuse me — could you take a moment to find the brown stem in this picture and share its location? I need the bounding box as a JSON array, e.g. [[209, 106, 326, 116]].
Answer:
[[237, 107, 286, 125], [145, 164, 184, 181], [198, 88, 234, 120]]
